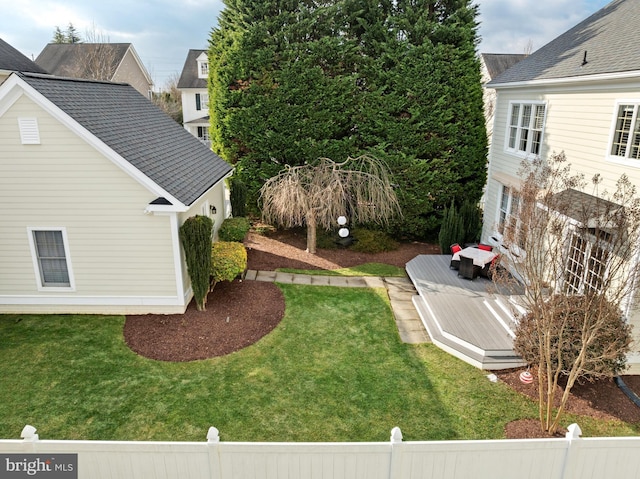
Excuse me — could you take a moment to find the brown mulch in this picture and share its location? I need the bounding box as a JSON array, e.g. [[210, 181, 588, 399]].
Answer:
[[124, 280, 284, 362], [123, 227, 640, 438], [498, 367, 640, 438]]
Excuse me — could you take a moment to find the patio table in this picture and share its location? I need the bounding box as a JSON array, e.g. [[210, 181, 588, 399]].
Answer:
[[452, 246, 497, 268]]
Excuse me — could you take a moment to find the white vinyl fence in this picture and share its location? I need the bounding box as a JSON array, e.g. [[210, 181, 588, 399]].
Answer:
[[1, 424, 640, 479]]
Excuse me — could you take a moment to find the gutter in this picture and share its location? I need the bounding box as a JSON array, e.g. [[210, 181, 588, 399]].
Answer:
[[615, 376, 640, 408]]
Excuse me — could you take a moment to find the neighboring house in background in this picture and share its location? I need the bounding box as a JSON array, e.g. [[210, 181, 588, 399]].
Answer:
[[482, 0, 640, 373], [0, 38, 49, 85], [0, 72, 232, 315], [178, 49, 210, 146], [479, 53, 527, 149], [35, 43, 153, 97]]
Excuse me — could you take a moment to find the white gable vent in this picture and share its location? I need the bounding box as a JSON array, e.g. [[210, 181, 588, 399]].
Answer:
[[18, 117, 40, 145]]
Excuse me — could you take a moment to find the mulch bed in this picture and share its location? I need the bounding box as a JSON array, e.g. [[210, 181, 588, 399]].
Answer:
[[124, 280, 284, 362], [122, 227, 640, 438]]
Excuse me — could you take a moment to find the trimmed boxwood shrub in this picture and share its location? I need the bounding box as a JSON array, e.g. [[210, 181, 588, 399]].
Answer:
[[350, 228, 398, 253], [211, 241, 247, 286], [218, 217, 251, 242]]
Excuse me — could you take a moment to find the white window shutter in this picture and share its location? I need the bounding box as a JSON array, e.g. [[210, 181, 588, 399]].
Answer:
[[18, 117, 40, 144]]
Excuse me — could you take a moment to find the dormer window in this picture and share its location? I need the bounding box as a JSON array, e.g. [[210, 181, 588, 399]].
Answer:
[[199, 61, 209, 78], [197, 52, 209, 79]]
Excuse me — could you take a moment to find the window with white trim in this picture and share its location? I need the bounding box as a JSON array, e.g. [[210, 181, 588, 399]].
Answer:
[[563, 229, 609, 295], [506, 102, 546, 156], [29, 229, 73, 289], [195, 93, 209, 111], [197, 126, 210, 141], [198, 60, 209, 79], [609, 103, 640, 160]]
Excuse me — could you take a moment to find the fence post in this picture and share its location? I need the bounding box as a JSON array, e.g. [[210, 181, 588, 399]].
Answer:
[[559, 423, 582, 479], [388, 427, 403, 479], [207, 426, 221, 479]]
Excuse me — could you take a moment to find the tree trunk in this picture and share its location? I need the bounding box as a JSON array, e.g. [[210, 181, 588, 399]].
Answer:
[[306, 215, 317, 254]]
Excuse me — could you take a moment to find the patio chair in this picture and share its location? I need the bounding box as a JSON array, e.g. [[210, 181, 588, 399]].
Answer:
[[481, 254, 501, 279], [458, 255, 479, 280], [449, 243, 462, 269]]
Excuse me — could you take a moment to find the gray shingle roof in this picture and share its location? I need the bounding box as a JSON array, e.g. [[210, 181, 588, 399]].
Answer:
[[0, 38, 49, 74], [35, 43, 130, 80], [19, 72, 232, 206], [490, 0, 640, 85], [178, 50, 207, 89], [481, 53, 527, 80]]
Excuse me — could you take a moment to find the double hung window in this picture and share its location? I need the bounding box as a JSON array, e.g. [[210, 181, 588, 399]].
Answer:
[[195, 93, 209, 111], [497, 185, 523, 248], [506, 102, 546, 156], [610, 103, 640, 161], [29, 228, 74, 289]]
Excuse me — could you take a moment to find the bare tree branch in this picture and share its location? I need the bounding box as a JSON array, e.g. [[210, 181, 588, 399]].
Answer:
[[260, 155, 402, 253]]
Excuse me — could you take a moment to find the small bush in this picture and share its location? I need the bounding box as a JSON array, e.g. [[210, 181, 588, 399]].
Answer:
[[316, 229, 339, 250], [350, 228, 398, 253], [211, 241, 247, 284], [230, 177, 248, 217], [514, 294, 632, 378], [438, 201, 464, 253], [218, 217, 251, 242]]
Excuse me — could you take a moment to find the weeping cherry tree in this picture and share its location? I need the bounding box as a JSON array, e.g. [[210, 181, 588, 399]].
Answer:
[[260, 155, 402, 253]]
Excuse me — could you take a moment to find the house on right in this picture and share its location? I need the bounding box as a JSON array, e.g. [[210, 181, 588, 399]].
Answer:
[[482, 0, 640, 373]]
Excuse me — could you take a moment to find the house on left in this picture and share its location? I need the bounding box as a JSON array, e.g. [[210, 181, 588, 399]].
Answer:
[[0, 38, 49, 84], [0, 69, 233, 315]]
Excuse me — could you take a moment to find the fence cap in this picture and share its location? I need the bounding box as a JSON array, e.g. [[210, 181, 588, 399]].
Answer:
[[21, 425, 38, 441], [207, 426, 220, 443], [566, 423, 582, 439], [390, 427, 403, 443]]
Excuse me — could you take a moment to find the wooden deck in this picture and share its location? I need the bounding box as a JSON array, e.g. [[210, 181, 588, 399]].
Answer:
[[406, 255, 527, 370]]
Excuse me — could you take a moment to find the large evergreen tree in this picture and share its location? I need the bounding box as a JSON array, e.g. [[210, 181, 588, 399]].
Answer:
[[210, 0, 486, 239]]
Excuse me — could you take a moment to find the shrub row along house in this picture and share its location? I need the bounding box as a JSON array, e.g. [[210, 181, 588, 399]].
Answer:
[[481, 0, 640, 373], [0, 38, 232, 315]]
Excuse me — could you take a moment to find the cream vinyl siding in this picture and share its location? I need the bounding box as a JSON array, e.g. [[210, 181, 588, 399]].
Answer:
[[0, 95, 177, 301], [485, 80, 640, 373]]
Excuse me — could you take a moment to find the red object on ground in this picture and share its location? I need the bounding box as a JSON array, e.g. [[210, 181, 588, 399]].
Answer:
[[520, 371, 534, 384]]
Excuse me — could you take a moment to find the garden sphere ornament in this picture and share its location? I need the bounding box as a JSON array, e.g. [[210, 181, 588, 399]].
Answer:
[[519, 370, 534, 384], [337, 216, 349, 238]]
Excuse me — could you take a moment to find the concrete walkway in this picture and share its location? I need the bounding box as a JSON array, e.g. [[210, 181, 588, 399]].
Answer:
[[245, 270, 431, 344]]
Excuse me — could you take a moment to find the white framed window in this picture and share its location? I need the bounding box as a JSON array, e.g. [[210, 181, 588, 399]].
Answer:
[[609, 102, 640, 161], [563, 229, 609, 295], [28, 228, 75, 290], [495, 184, 527, 252], [195, 93, 209, 111], [197, 126, 210, 141], [198, 60, 209, 79], [505, 102, 546, 157]]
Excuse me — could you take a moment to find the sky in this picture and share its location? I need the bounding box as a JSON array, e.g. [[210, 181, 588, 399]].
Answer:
[[0, 0, 612, 90]]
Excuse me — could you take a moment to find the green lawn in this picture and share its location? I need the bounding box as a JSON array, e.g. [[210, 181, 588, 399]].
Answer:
[[278, 263, 406, 277], [1, 284, 637, 442]]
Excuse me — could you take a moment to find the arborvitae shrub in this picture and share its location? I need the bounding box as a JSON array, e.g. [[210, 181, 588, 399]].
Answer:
[[459, 199, 482, 244], [179, 215, 214, 311], [438, 201, 464, 253], [218, 217, 251, 242], [230, 177, 248, 218]]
